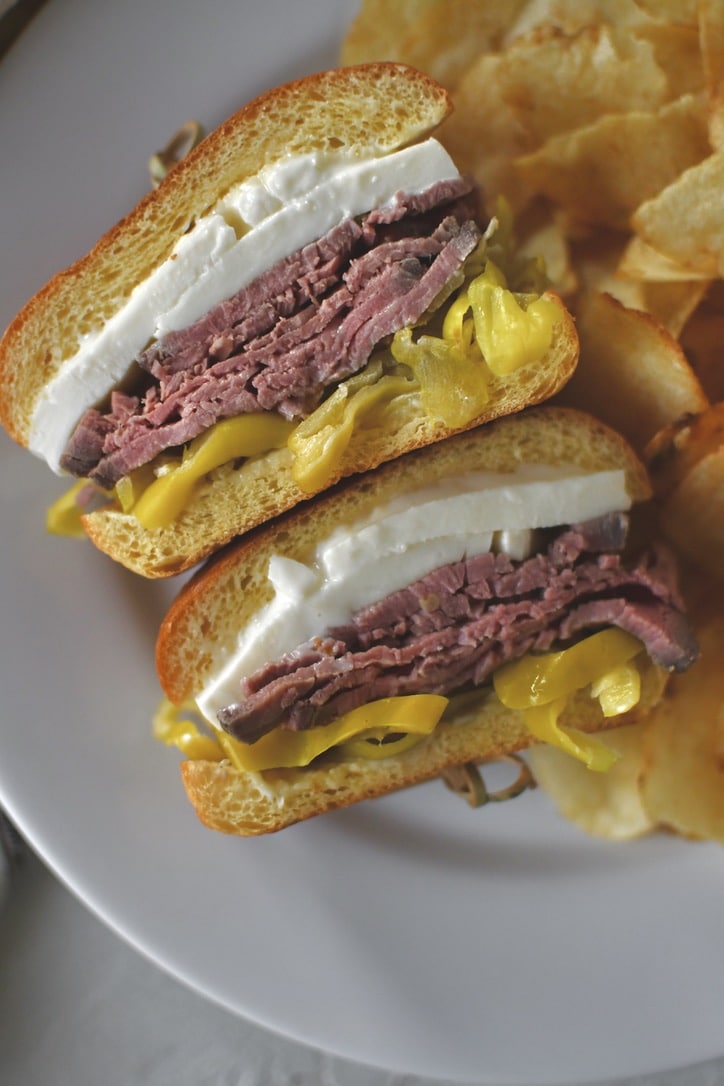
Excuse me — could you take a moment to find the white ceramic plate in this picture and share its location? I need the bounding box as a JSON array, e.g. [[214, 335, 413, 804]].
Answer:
[[2, 3, 724, 1083]]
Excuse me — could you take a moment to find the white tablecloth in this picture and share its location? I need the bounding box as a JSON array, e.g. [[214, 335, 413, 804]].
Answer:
[[2, 843, 724, 1086]]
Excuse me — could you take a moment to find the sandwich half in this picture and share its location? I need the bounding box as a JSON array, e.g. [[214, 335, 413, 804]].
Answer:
[[0, 63, 577, 577], [155, 407, 699, 835]]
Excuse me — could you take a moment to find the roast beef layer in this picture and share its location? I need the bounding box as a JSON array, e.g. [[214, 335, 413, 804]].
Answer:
[[218, 513, 699, 743], [61, 179, 480, 488]]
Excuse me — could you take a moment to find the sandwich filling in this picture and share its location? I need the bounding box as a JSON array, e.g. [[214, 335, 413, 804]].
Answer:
[[30, 138, 474, 477], [196, 468, 699, 752], [218, 514, 695, 748]]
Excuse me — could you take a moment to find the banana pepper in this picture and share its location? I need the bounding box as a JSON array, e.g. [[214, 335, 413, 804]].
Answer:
[[155, 694, 449, 773], [118, 413, 295, 529], [391, 258, 559, 427], [493, 629, 643, 771]]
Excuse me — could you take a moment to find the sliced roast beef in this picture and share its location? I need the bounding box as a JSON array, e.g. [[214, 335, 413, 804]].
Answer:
[[142, 216, 366, 382], [364, 178, 477, 227], [60, 179, 480, 487], [217, 515, 699, 744]]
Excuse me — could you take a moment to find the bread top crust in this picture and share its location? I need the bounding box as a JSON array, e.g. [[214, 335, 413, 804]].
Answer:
[[156, 406, 652, 703], [0, 63, 451, 445]]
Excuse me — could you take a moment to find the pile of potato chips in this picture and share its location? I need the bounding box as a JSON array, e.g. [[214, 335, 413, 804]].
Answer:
[[342, 0, 724, 843]]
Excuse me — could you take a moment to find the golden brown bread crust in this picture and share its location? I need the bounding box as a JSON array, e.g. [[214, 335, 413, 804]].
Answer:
[[0, 63, 451, 445], [82, 292, 579, 577]]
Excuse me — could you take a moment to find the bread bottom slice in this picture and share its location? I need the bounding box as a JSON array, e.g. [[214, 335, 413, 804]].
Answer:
[[179, 667, 667, 835]]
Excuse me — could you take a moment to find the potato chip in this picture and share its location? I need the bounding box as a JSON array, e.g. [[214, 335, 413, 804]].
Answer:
[[589, 275, 650, 315], [697, 278, 724, 310], [505, 0, 654, 43], [340, 0, 528, 89], [441, 53, 536, 216], [632, 23, 706, 99], [623, 282, 708, 338], [570, 231, 629, 289], [697, 0, 724, 149], [618, 236, 712, 282], [632, 150, 724, 276], [680, 310, 724, 401], [639, 613, 724, 841], [516, 93, 711, 230], [570, 242, 656, 315], [645, 403, 723, 493], [636, 282, 711, 338], [528, 724, 656, 839], [489, 23, 668, 145], [565, 235, 700, 335], [339, 0, 724, 846], [555, 290, 709, 453], [647, 405, 724, 581], [659, 445, 724, 582], [632, 0, 699, 25], [443, 22, 673, 219], [516, 210, 578, 297]]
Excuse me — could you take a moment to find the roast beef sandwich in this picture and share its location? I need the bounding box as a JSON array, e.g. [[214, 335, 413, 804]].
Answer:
[[154, 407, 699, 835], [0, 63, 578, 577]]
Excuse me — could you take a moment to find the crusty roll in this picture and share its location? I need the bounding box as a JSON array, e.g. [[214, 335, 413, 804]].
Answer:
[[155, 407, 696, 837], [0, 63, 578, 578]]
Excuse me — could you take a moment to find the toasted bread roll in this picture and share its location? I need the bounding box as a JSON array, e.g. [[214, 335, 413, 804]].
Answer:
[[155, 408, 698, 836], [0, 63, 578, 577]]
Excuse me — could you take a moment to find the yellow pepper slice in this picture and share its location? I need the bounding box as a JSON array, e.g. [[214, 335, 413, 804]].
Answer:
[[46, 480, 89, 538], [153, 699, 226, 762], [336, 728, 426, 761], [591, 663, 641, 717], [390, 257, 559, 427], [154, 695, 448, 771], [442, 285, 486, 348], [216, 694, 448, 773], [467, 268, 559, 377], [130, 413, 295, 529], [493, 629, 645, 772], [289, 367, 414, 492], [391, 326, 489, 427], [522, 698, 620, 772], [115, 463, 158, 513], [493, 629, 643, 709]]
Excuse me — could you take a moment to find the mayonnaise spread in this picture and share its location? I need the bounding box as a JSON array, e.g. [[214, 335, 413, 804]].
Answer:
[[29, 138, 461, 472], [196, 465, 630, 725]]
